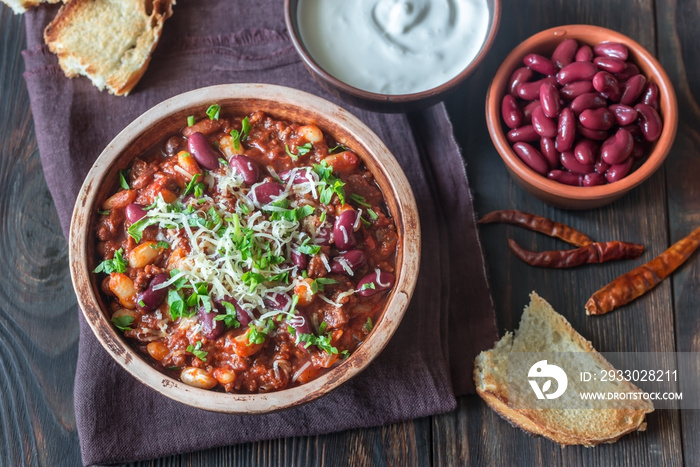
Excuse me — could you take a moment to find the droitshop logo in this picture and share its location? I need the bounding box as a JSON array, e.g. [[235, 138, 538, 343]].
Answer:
[[528, 360, 568, 400]]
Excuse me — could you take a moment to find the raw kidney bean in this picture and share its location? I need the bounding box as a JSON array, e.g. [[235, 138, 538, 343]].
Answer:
[[197, 304, 225, 340], [555, 108, 576, 152], [635, 103, 662, 142], [229, 155, 260, 185], [501, 95, 523, 129], [552, 39, 578, 68], [631, 141, 647, 159], [357, 270, 395, 297], [593, 42, 628, 61], [517, 77, 557, 100], [600, 128, 634, 164], [330, 250, 367, 274], [560, 80, 595, 100], [557, 61, 597, 85], [539, 82, 561, 118], [532, 106, 557, 138], [620, 74, 646, 105], [573, 139, 599, 165], [592, 71, 621, 101], [508, 67, 534, 96], [125, 203, 147, 223], [615, 63, 640, 81], [606, 158, 635, 183], [513, 142, 549, 175], [575, 45, 593, 62], [187, 132, 220, 170], [593, 56, 627, 74], [547, 170, 582, 186], [608, 104, 638, 126], [507, 125, 540, 142], [500, 38, 664, 187], [641, 82, 659, 109], [595, 158, 611, 174], [334, 210, 358, 250], [579, 107, 615, 131], [570, 92, 608, 114], [137, 273, 168, 312], [577, 123, 609, 140], [583, 172, 607, 186], [522, 101, 541, 123], [524, 53, 558, 76], [249, 181, 285, 204], [560, 150, 594, 175], [540, 137, 560, 169]]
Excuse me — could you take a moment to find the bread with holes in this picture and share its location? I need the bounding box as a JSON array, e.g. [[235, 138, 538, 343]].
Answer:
[[44, 0, 175, 96], [474, 292, 653, 446]]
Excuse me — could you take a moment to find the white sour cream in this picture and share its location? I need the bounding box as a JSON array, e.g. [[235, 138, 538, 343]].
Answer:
[[297, 0, 490, 95]]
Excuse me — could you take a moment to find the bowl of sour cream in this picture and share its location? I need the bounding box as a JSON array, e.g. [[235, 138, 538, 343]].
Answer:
[[285, 0, 501, 112]]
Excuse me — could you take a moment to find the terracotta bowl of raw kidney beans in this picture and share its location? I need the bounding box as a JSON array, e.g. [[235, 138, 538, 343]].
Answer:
[[485, 25, 677, 209]]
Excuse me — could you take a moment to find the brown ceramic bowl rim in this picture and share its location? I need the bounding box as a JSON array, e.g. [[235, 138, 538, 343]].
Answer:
[[485, 24, 678, 202], [68, 83, 421, 413], [284, 0, 502, 104]]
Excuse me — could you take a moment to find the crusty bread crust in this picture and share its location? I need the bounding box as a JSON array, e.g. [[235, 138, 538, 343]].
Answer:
[[474, 292, 653, 447], [44, 0, 175, 95]]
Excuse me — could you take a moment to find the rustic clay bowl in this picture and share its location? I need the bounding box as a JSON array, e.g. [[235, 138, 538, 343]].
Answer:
[[285, 0, 501, 112], [69, 84, 421, 413], [485, 25, 678, 209]]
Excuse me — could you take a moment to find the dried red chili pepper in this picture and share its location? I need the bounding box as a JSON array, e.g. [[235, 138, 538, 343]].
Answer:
[[508, 239, 644, 268], [586, 225, 700, 315], [479, 209, 593, 247]]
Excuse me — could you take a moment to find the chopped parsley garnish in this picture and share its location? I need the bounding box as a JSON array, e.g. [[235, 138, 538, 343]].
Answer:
[[285, 143, 313, 161], [182, 172, 201, 197], [98, 209, 110, 216], [269, 204, 314, 222], [219, 158, 229, 166], [111, 315, 134, 331], [297, 238, 321, 255], [247, 319, 274, 345], [360, 282, 376, 291], [298, 323, 338, 355], [328, 144, 348, 153], [93, 248, 127, 274], [206, 104, 221, 121], [187, 115, 195, 127], [187, 341, 208, 362], [349, 193, 371, 208], [367, 209, 379, 220], [214, 301, 241, 329], [127, 216, 157, 242], [167, 289, 186, 320], [151, 241, 169, 250], [230, 116, 252, 151], [311, 277, 337, 294], [313, 160, 345, 205], [119, 170, 130, 190], [364, 317, 373, 332]]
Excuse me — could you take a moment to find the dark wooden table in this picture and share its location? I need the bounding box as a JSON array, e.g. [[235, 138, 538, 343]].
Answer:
[[2, 0, 698, 465]]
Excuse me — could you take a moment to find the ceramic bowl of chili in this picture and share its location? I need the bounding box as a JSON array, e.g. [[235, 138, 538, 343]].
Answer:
[[285, 0, 501, 112], [68, 83, 421, 413], [485, 25, 678, 209]]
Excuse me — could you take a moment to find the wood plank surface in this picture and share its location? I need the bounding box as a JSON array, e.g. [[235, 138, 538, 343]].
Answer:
[[0, 0, 697, 465]]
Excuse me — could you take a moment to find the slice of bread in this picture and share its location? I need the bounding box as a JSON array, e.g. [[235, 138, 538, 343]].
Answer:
[[2, 0, 61, 15], [44, 0, 175, 96], [474, 292, 653, 446]]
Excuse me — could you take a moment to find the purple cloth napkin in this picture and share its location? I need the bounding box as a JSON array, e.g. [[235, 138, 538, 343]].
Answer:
[[23, 1, 497, 464]]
